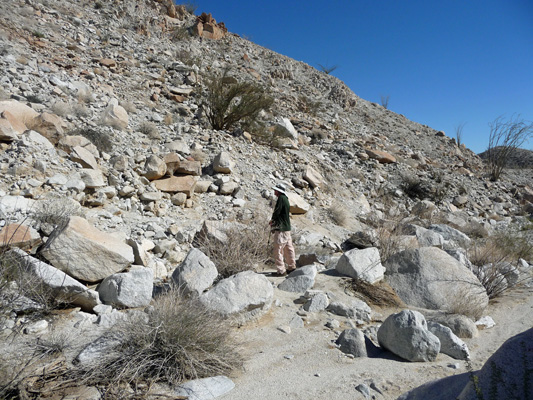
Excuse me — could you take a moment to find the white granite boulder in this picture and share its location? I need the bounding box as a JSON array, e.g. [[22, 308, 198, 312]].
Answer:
[[8, 248, 101, 312], [171, 248, 218, 296], [200, 271, 273, 322], [384, 247, 488, 312], [377, 310, 440, 362], [98, 266, 154, 308], [336, 247, 385, 284], [428, 321, 469, 360]]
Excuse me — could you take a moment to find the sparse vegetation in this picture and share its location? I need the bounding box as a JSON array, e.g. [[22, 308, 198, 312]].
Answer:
[[138, 121, 159, 139], [329, 202, 350, 227], [348, 278, 404, 307], [380, 95, 390, 109], [69, 127, 114, 153], [317, 64, 338, 74], [485, 115, 533, 181], [77, 289, 242, 391], [203, 69, 273, 131], [196, 216, 271, 279], [467, 229, 533, 298], [455, 121, 466, 147]]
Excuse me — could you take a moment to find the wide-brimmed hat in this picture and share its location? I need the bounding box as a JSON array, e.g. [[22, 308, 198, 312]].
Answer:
[[272, 182, 288, 194]]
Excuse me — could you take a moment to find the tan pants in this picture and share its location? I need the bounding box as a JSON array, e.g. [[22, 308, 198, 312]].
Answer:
[[272, 231, 296, 273]]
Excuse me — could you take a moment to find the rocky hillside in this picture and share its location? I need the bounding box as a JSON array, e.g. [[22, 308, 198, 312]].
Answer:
[[1, 0, 533, 399], [479, 146, 533, 169]]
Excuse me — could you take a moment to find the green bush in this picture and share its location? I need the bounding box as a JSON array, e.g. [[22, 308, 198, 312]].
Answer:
[[203, 70, 273, 131]]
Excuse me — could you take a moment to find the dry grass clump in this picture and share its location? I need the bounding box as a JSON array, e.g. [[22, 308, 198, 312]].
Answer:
[[348, 279, 404, 307], [446, 284, 487, 320], [120, 100, 137, 114], [50, 101, 70, 117], [329, 202, 350, 227], [190, 149, 209, 164], [196, 215, 271, 279], [79, 289, 243, 391], [0, 249, 61, 319], [138, 121, 159, 139]]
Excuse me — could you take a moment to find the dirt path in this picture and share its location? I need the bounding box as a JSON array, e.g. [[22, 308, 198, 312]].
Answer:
[[223, 270, 533, 400]]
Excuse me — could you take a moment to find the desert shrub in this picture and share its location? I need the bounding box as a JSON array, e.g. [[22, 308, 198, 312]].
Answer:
[[71, 103, 90, 118], [400, 174, 433, 200], [171, 26, 191, 41], [50, 101, 70, 117], [138, 121, 159, 139], [69, 127, 114, 153], [484, 115, 533, 181], [380, 95, 390, 109], [78, 289, 242, 391], [203, 69, 273, 131], [196, 215, 271, 279], [467, 230, 533, 298]]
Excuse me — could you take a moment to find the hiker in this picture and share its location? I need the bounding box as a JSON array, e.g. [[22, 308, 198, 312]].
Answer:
[[269, 182, 296, 275]]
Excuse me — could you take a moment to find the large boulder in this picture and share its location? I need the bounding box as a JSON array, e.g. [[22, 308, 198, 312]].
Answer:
[[399, 328, 533, 400], [384, 247, 488, 312], [428, 224, 471, 247], [144, 155, 167, 180], [98, 266, 154, 308], [27, 112, 65, 145], [102, 103, 128, 130], [336, 247, 385, 284], [200, 271, 273, 322], [457, 328, 533, 400], [377, 310, 440, 362], [8, 248, 101, 312], [171, 248, 218, 296], [154, 175, 198, 197], [286, 192, 310, 214], [0, 99, 38, 126], [40, 216, 134, 283]]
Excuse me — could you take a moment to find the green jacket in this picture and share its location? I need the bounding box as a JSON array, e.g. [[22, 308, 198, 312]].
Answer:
[[271, 194, 291, 231]]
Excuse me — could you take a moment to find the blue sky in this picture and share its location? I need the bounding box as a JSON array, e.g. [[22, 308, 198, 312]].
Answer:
[[192, 1, 533, 154]]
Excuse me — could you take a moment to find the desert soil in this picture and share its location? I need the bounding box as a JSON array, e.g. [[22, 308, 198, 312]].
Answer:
[[223, 268, 533, 400]]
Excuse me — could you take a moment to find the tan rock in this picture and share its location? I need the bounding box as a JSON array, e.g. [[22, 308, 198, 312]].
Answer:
[[0, 100, 38, 126], [213, 152, 234, 174], [58, 135, 99, 158], [365, 148, 396, 164], [154, 175, 198, 197], [194, 180, 211, 193], [163, 153, 181, 176], [80, 169, 106, 188], [71, 146, 99, 169], [99, 58, 117, 68], [144, 155, 167, 180], [286, 192, 310, 214], [27, 112, 66, 145], [102, 104, 128, 130], [40, 216, 134, 283], [0, 118, 17, 141], [0, 223, 41, 250], [2, 110, 27, 134], [193, 13, 227, 40], [303, 166, 323, 189], [174, 160, 201, 176]]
